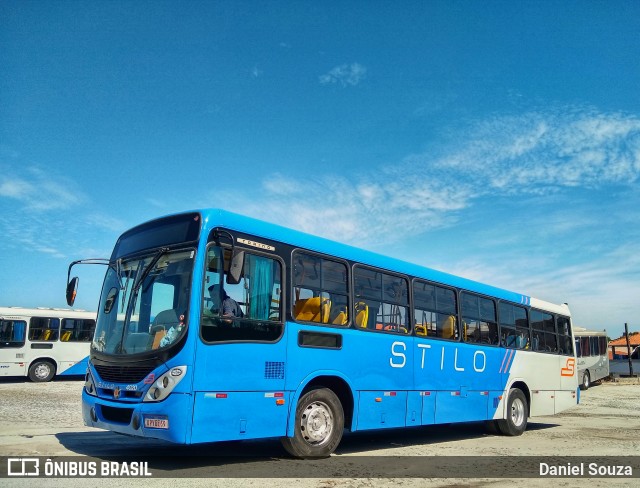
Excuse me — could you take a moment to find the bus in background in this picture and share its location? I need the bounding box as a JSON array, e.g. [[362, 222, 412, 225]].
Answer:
[[67, 209, 578, 458], [573, 327, 609, 390], [0, 307, 96, 382]]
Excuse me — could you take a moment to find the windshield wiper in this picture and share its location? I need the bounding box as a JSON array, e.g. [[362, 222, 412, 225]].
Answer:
[[131, 247, 169, 297]]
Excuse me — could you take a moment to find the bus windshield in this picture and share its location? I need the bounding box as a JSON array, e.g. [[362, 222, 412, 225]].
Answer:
[[92, 248, 195, 355]]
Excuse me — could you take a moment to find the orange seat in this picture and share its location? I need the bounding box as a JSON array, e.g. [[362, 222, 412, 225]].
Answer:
[[355, 302, 369, 328], [294, 297, 331, 323], [332, 310, 347, 325]]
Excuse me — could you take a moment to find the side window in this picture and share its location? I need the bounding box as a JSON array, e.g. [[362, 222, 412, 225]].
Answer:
[[413, 280, 458, 340], [28, 317, 60, 341], [598, 336, 607, 357], [556, 316, 573, 356], [292, 252, 349, 326], [61, 319, 96, 342], [531, 310, 558, 353], [354, 266, 409, 334], [499, 302, 530, 349], [0, 320, 27, 348], [461, 293, 498, 345], [201, 245, 283, 342]]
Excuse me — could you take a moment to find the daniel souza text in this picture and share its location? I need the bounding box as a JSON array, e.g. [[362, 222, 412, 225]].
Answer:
[[540, 462, 633, 477]]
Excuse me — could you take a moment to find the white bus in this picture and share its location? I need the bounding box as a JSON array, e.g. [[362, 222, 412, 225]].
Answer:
[[574, 327, 609, 390], [0, 307, 96, 382]]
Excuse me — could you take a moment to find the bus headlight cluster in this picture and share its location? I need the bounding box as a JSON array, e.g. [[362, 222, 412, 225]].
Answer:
[[84, 369, 97, 397], [143, 366, 187, 403]]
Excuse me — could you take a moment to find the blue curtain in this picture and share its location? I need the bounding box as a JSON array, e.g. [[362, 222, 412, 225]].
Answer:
[[249, 256, 273, 320], [14, 321, 25, 341]]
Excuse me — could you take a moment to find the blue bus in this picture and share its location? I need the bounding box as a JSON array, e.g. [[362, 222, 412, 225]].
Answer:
[[67, 209, 579, 457]]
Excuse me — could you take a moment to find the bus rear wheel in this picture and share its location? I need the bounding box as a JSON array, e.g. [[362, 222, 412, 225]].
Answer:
[[580, 371, 590, 390], [497, 388, 528, 436], [281, 387, 344, 458], [28, 360, 55, 382]]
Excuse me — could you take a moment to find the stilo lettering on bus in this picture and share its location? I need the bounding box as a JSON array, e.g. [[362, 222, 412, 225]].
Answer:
[[390, 342, 487, 373]]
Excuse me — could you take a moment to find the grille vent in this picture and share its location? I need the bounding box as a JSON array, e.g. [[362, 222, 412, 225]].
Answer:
[[94, 364, 155, 384], [264, 361, 285, 380]]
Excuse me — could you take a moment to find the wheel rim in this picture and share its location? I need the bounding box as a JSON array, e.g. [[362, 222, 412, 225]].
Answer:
[[34, 363, 51, 380], [300, 400, 334, 445], [584, 373, 590, 388], [510, 397, 526, 427]]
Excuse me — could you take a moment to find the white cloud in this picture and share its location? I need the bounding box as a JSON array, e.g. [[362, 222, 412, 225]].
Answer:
[[431, 108, 640, 193], [211, 107, 640, 253], [319, 63, 367, 87], [0, 166, 83, 211], [0, 177, 34, 199]]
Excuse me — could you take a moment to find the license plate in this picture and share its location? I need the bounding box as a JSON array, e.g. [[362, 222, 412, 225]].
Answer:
[[144, 416, 169, 429]]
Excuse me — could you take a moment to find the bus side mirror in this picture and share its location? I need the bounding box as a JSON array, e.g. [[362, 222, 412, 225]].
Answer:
[[226, 250, 244, 285], [66, 277, 79, 306]]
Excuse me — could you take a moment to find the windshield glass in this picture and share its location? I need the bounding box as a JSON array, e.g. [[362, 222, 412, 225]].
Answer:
[[93, 249, 195, 355]]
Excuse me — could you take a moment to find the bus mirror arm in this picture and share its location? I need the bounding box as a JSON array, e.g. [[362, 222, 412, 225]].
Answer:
[[211, 228, 244, 285], [65, 258, 110, 307]]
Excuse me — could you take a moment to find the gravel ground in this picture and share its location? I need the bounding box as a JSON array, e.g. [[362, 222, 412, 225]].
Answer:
[[0, 377, 638, 487]]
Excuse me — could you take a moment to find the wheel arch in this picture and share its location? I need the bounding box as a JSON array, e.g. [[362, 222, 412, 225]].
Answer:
[[507, 379, 531, 417], [28, 357, 58, 382], [287, 371, 356, 437], [29, 356, 58, 374]]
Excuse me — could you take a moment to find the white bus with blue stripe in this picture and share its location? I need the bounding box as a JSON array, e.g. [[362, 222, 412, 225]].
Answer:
[[69, 209, 579, 457], [0, 307, 96, 382]]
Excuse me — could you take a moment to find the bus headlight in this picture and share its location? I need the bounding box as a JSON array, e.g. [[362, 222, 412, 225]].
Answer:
[[143, 366, 187, 402], [84, 369, 97, 397]]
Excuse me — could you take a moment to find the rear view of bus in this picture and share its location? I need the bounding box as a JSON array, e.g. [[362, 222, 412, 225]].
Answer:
[[574, 327, 610, 390]]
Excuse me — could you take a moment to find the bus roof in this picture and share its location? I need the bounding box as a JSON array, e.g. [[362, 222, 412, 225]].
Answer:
[[130, 208, 572, 316], [573, 327, 608, 337], [0, 306, 96, 320]]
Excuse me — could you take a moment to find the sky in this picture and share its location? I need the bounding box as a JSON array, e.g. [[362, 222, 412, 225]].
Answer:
[[1, 0, 639, 339]]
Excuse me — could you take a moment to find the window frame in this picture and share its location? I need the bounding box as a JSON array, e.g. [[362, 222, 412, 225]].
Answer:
[[412, 278, 459, 342], [530, 309, 559, 354], [460, 291, 499, 346], [28, 317, 60, 342], [200, 241, 286, 344], [556, 315, 574, 356], [0, 319, 27, 348], [352, 264, 411, 336], [498, 301, 530, 350], [290, 249, 351, 328], [60, 318, 96, 343]]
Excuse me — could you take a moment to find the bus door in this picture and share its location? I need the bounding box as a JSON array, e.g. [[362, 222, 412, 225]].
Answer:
[[192, 245, 287, 443]]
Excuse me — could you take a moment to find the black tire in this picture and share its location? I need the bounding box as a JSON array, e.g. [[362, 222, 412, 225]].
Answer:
[[496, 388, 528, 436], [28, 360, 55, 382], [281, 387, 344, 458], [580, 370, 590, 390]]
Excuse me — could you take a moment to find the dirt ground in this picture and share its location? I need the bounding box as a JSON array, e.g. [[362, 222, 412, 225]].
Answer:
[[0, 377, 638, 487]]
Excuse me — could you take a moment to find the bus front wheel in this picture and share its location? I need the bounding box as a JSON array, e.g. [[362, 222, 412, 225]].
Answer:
[[281, 387, 344, 458], [28, 360, 55, 382], [497, 388, 528, 436], [580, 371, 590, 390]]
